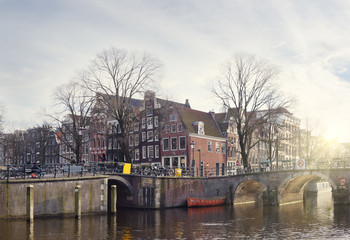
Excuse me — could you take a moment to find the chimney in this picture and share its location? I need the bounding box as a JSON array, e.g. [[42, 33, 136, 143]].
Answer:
[[144, 90, 155, 100], [185, 99, 191, 108]]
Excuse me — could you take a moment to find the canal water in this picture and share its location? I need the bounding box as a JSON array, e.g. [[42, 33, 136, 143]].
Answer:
[[1, 191, 350, 239]]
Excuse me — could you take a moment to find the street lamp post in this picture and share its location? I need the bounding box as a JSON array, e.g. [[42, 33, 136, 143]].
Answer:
[[198, 149, 201, 177], [78, 127, 85, 164], [190, 141, 195, 167]]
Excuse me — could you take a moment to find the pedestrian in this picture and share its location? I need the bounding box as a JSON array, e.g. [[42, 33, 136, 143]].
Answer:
[[31, 162, 40, 178]]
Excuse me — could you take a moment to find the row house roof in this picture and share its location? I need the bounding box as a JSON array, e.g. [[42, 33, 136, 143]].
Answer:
[[177, 106, 224, 138]]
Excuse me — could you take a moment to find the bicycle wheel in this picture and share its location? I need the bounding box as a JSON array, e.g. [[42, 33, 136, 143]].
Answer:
[[0, 170, 7, 180], [14, 171, 22, 179]]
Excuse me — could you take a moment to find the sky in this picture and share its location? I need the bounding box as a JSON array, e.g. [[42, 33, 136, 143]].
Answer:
[[1, 0, 350, 142]]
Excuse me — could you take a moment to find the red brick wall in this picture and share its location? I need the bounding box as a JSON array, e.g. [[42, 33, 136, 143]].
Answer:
[[189, 136, 226, 171]]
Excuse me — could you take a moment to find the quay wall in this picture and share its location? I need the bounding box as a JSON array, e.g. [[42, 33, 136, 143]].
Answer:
[[0, 176, 108, 219]]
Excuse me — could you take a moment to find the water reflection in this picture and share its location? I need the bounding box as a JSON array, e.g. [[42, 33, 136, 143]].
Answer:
[[27, 221, 34, 240], [2, 190, 350, 239]]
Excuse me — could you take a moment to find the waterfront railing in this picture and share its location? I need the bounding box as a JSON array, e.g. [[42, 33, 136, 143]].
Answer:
[[1, 159, 350, 180]]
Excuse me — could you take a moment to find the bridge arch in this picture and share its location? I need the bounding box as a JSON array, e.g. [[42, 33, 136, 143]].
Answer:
[[233, 178, 266, 205], [108, 176, 134, 196], [278, 172, 336, 205]]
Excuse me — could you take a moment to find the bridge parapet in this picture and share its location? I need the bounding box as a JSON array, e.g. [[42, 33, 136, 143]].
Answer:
[[107, 168, 350, 208]]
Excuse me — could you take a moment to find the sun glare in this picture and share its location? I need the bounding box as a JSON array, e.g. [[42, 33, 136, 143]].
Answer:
[[324, 128, 342, 143]]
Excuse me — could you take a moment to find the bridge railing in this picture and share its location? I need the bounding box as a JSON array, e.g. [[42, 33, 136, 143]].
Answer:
[[2, 159, 350, 180], [0, 162, 113, 180]]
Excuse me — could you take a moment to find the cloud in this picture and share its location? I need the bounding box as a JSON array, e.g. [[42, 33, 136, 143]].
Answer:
[[1, 0, 350, 141]]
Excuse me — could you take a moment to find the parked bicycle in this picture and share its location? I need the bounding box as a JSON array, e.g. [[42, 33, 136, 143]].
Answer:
[[0, 166, 22, 180]]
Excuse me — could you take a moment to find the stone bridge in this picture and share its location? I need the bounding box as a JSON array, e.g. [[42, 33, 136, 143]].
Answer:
[[108, 168, 350, 208], [1, 169, 349, 218]]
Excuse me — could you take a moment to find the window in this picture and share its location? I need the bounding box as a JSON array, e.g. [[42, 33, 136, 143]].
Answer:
[[179, 136, 186, 150], [142, 132, 146, 142], [135, 149, 139, 160], [171, 124, 176, 133], [177, 123, 182, 132], [134, 134, 139, 146], [154, 132, 159, 141], [155, 145, 159, 158], [198, 122, 204, 135], [154, 116, 159, 127], [146, 110, 153, 116], [221, 143, 226, 154], [216, 142, 220, 153], [108, 123, 113, 134], [171, 137, 177, 150], [147, 146, 154, 158], [142, 118, 146, 129], [163, 138, 169, 151], [165, 125, 170, 133], [147, 131, 153, 142], [129, 135, 133, 146], [134, 123, 139, 132], [172, 157, 179, 167], [180, 157, 186, 167], [170, 114, 177, 121], [147, 117, 153, 129], [208, 141, 212, 152], [164, 157, 170, 166], [142, 146, 146, 159]]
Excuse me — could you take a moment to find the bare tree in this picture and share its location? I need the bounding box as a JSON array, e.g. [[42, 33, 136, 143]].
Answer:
[[210, 54, 289, 168], [49, 81, 95, 163], [259, 113, 283, 163], [81, 47, 163, 163], [299, 118, 326, 161], [259, 107, 298, 168]]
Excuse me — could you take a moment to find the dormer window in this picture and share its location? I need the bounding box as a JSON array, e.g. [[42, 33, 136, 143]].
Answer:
[[192, 121, 205, 135], [170, 114, 177, 121], [198, 121, 205, 135]]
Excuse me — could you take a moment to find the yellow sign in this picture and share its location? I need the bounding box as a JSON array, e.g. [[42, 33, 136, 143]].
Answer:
[[123, 163, 131, 174], [175, 168, 182, 177]]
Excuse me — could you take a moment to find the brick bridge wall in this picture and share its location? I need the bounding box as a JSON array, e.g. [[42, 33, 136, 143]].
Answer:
[[111, 169, 350, 208]]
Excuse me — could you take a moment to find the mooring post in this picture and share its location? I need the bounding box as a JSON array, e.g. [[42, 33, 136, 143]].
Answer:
[[110, 185, 117, 214], [26, 185, 34, 221], [75, 185, 81, 218]]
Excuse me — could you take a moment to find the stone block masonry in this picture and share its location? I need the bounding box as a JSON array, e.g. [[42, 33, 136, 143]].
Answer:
[[0, 176, 108, 219]]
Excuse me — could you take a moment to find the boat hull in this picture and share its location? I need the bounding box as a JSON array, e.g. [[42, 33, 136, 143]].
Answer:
[[187, 196, 226, 207]]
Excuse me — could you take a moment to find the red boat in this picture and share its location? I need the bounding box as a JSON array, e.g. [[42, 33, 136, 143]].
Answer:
[[187, 196, 226, 207]]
